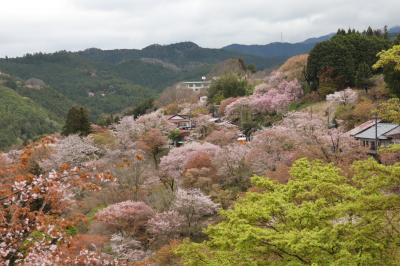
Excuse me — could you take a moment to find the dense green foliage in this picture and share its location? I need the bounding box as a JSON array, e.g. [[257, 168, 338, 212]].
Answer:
[[208, 74, 252, 104], [306, 31, 390, 90], [379, 143, 400, 153], [0, 86, 60, 149], [62, 107, 91, 136], [125, 98, 155, 118], [178, 158, 400, 265], [376, 98, 400, 123], [373, 45, 400, 96], [355, 62, 373, 88]]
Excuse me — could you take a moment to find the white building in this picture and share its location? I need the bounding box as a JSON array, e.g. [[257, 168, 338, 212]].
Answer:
[[181, 81, 211, 92]]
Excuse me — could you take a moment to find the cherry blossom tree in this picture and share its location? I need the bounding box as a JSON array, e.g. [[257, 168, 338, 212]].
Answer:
[[213, 144, 251, 189], [326, 88, 358, 104], [191, 115, 215, 140], [248, 111, 367, 172], [147, 210, 185, 240], [224, 71, 303, 120], [45, 134, 102, 168], [159, 142, 221, 190], [205, 127, 240, 146], [114, 111, 174, 149], [111, 151, 150, 201], [0, 163, 115, 265], [136, 128, 167, 168], [114, 116, 136, 150], [95, 201, 154, 235], [172, 188, 219, 236], [109, 233, 149, 263], [134, 111, 175, 136], [246, 126, 301, 175]]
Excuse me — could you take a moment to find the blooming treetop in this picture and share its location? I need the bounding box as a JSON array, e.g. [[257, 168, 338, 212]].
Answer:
[[225, 71, 303, 119], [159, 142, 221, 181]]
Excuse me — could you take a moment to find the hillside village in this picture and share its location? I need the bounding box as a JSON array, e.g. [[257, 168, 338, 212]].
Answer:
[[1, 26, 400, 266]]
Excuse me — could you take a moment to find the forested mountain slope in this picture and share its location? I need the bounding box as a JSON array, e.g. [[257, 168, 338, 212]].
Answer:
[[0, 42, 277, 120], [0, 85, 60, 149]]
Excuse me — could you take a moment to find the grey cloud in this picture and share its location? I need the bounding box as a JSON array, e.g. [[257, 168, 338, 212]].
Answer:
[[0, 0, 399, 57]]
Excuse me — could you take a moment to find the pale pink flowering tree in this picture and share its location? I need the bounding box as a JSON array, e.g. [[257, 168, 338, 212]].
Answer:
[[147, 210, 185, 239], [172, 188, 219, 235], [22, 240, 117, 266], [246, 126, 301, 175], [213, 144, 251, 189], [244, 110, 366, 180], [159, 142, 221, 190], [205, 127, 240, 146], [326, 87, 358, 104], [109, 233, 149, 263], [114, 116, 136, 149], [225, 71, 303, 120], [0, 166, 116, 265], [224, 97, 251, 121], [95, 201, 154, 235], [114, 111, 174, 149], [135, 111, 175, 134], [191, 114, 215, 140], [43, 134, 102, 169]]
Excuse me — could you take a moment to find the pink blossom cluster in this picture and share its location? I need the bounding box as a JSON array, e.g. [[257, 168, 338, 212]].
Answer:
[[173, 188, 219, 220], [159, 142, 221, 180], [95, 201, 154, 233], [109, 233, 148, 262], [114, 111, 175, 148], [147, 210, 185, 237], [44, 134, 102, 169], [326, 88, 358, 104], [22, 239, 118, 266], [214, 144, 250, 177], [225, 71, 303, 119]]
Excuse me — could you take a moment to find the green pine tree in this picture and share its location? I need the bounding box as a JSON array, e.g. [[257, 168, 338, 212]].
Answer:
[[62, 106, 91, 136], [355, 62, 372, 88], [366, 26, 373, 36]]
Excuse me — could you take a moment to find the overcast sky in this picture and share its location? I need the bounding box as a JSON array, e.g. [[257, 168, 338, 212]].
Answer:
[[0, 0, 399, 57]]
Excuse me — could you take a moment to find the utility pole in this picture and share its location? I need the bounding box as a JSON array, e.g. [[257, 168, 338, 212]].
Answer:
[[374, 113, 378, 154]]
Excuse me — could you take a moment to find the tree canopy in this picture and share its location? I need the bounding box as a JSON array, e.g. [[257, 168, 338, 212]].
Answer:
[[62, 106, 91, 136], [373, 45, 400, 96], [177, 158, 400, 266], [306, 31, 390, 90], [208, 74, 251, 104]]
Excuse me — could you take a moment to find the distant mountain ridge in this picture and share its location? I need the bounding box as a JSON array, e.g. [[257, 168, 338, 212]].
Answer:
[[223, 26, 400, 58], [223, 33, 335, 59], [78, 41, 277, 70], [389, 26, 400, 34]]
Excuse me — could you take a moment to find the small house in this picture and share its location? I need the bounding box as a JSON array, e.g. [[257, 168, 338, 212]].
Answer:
[[168, 114, 193, 130], [348, 120, 400, 150]]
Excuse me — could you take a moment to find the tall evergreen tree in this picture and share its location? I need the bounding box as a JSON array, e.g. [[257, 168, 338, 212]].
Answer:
[[62, 106, 91, 136], [366, 26, 374, 36], [383, 25, 389, 39], [355, 62, 372, 88], [394, 34, 400, 45]]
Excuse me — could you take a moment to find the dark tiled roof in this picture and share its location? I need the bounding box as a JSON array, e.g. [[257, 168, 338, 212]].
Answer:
[[354, 123, 399, 140]]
